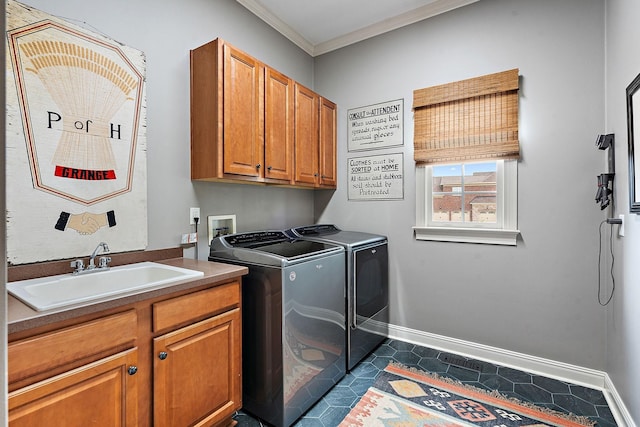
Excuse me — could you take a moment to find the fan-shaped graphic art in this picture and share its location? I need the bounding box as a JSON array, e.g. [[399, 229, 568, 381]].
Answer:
[[20, 40, 138, 179], [7, 20, 145, 205]]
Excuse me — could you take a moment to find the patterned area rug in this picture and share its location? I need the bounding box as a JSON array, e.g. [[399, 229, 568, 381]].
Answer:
[[339, 363, 595, 427]]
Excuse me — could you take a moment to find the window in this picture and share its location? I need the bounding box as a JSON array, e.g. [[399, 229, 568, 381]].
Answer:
[[412, 69, 520, 245], [415, 159, 519, 245]]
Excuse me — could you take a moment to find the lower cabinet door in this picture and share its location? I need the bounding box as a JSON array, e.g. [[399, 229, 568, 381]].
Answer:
[[153, 308, 241, 427], [8, 348, 139, 426]]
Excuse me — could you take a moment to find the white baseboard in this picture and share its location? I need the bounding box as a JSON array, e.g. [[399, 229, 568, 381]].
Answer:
[[603, 373, 637, 427], [387, 323, 635, 427]]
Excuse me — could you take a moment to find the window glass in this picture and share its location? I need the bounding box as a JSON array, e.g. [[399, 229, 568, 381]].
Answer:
[[431, 162, 497, 225]]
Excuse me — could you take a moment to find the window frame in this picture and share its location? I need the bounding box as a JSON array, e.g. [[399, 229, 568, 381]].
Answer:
[[414, 159, 519, 245]]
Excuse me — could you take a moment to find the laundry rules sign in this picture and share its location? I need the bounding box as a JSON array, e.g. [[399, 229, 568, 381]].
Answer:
[[348, 153, 404, 201], [348, 99, 403, 151], [6, 0, 148, 264]]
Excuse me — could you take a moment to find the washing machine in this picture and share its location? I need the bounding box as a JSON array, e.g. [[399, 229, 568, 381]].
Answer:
[[209, 230, 346, 427]]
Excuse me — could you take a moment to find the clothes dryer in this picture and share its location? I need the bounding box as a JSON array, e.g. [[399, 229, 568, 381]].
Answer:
[[287, 224, 389, 371]]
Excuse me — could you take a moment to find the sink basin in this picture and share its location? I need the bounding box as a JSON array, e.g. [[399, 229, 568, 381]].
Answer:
[[7, 261, 205, 312]]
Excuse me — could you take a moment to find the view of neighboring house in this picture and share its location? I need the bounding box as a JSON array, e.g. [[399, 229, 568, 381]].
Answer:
[[432, 171, 497, 223]]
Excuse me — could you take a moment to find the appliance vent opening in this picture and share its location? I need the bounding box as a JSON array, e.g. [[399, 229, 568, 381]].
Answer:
[[439, 354, 483, 372]]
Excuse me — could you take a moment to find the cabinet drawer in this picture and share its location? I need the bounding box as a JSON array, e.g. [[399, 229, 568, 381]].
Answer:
[[8, 310, 137, 386], [152, 281, 240, 332]]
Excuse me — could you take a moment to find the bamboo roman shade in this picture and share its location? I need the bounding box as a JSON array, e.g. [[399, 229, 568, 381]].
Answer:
[[413, 69, 520, 165]]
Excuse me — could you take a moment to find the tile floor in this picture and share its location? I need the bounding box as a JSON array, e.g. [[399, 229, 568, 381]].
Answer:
[[232, 339, 618, 427]]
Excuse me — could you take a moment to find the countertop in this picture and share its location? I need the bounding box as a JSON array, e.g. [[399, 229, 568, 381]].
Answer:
[[7, 257, 248, 335]]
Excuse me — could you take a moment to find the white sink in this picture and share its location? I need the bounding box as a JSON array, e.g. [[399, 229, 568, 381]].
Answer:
[[7, 261, 204, 312]]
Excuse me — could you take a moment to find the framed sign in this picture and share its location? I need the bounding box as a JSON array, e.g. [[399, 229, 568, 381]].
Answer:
[[348, 153, 404, 201], [348, 99, 403, 151], [627, 72, 640, 214]]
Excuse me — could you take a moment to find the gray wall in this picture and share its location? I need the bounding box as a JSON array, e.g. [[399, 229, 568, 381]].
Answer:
[[314, 0, 608, 370], [605, 0, 640, 422], [18, 0, 318, 262], [5, 0, 638, 422]]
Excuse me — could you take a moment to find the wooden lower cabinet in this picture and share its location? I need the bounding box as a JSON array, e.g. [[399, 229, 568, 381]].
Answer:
[[8, 278, 243, 427], [8, 348, 139, 426], [154, 308, 241, 427]]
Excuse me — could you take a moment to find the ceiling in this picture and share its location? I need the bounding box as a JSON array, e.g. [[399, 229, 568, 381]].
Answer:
[[236, 0, 479, 56]]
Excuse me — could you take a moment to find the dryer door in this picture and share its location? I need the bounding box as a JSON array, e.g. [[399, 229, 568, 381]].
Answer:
[[352, 242, 389, 327]]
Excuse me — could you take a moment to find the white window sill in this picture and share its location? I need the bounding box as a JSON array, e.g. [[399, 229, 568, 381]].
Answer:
[[413, 226, 520, 246]]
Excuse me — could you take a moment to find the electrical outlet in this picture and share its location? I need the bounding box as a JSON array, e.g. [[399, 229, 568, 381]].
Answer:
[[619, 214, 625, 237], [189, 207, 200, 225]]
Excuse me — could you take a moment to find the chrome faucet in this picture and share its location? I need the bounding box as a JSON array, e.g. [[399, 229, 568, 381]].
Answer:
[[71, 242, 111, 274], [89, 242, 110, 270]]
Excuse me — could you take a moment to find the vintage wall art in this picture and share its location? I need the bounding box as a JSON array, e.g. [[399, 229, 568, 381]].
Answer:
[[348, 99, 403, 152], [627, 72, 640, 214], [347, 153, 404, 201], [6, 0, 147, 264]]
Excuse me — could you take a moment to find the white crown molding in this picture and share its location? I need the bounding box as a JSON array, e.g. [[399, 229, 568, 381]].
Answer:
[[235, 0, 315, 55], [313, 0, 479, 56], [237, 0, 479, 57]]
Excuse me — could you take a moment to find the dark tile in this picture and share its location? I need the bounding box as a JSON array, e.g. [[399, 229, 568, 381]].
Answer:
[[303, 398, 329, 418], [412, 346, 440, 359], [553, 394, 599, 417], [533, 375, 571, 394], [392, 350, 421, 366], [479, 373, 515, 393], [446, 364, 480, 382], [316, 406, 351, 427], [417, 357, 450, 373], [497, 366, 534, 383], [371, 355, 394, 370], [292, 417, 324, 427], [513, 383, 553, 404], [345, 377, 375, 402], [349, 361, 379, 379], [322, 385, 358, 407], [595, 403, 617, 424], [372, 342, 397, 357], [569, 385, 608, 405], [387, 339, 415, 352]]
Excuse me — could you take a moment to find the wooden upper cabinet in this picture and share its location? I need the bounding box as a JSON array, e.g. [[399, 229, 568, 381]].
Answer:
[[191, 38, 336, 189], [264, 68, 294, 182], [319, 97, 337, 188], [223, 44, 264, 178], [294, 83, 320, 186]]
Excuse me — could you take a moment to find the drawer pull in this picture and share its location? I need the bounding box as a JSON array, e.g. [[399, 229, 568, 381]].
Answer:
[[158, 351, 168, 360], [127, 366, 138, 375]]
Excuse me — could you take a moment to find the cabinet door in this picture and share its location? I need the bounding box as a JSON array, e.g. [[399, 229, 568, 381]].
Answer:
[[265, 68, 294, 182], [294, 84, 319, 186], [8, 348, 138, 426], [223, 44, 264, 178], [154, 308, 241, 427], [319, 97, 337, 188]]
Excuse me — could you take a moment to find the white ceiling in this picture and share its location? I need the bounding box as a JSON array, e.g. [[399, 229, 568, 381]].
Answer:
[[236, 0, 480, 56]]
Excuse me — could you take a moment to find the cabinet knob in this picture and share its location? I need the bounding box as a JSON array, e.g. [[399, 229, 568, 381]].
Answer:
[[267, 166, 272, 171], [314, 173, 319, 177], [158, 351, 168, 360], [256, 164, 261, 169], [127, 366, 138, 375]]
